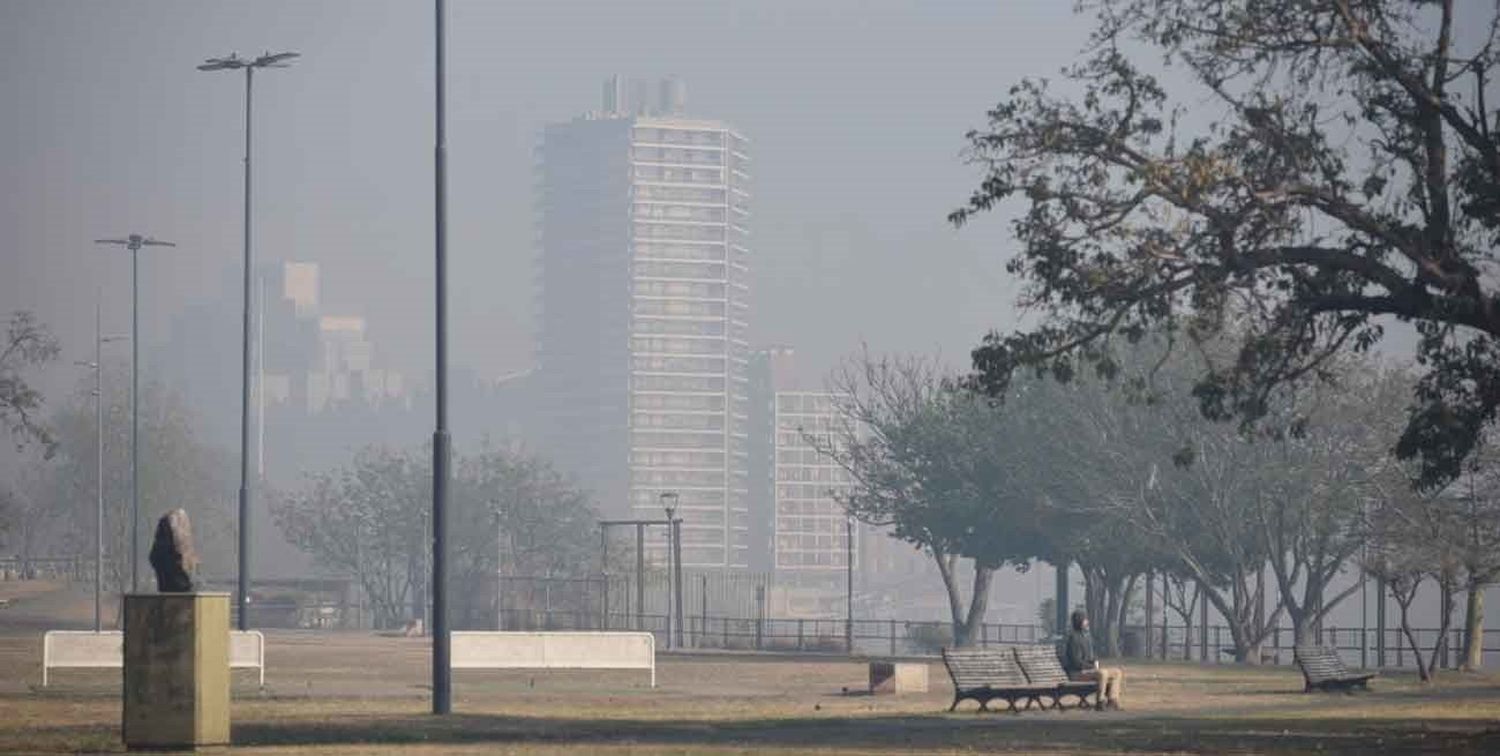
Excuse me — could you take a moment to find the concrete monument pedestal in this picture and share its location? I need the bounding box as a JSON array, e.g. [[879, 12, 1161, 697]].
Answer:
[[122, 593, 230, 749]]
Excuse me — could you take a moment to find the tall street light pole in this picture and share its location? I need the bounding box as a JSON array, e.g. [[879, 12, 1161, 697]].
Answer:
[[431, 0, 454, 715], [94, 234, 175, 595], [75, 299, 128, 632], [198, 49, 298, 631]]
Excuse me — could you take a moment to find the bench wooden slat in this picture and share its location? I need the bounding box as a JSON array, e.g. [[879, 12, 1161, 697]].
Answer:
[[1012, 645, 1068, 685], [940, 647, 1046, 713], [1294, 645, 1376, 692], [1011, 645, 1102, 710]]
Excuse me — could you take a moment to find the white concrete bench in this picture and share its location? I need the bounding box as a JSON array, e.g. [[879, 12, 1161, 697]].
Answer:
[[451, 631, 656, 687], [42, 630, 265, 687]]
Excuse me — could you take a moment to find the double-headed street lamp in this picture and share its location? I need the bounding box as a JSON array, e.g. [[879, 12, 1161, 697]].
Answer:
[[75, 296, 128, 631], [94, 234, 176, 594], [198, 49, 298, 632]]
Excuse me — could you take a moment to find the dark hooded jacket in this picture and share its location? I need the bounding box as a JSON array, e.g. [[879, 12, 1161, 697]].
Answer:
[[1062, 611, 1095, 674]]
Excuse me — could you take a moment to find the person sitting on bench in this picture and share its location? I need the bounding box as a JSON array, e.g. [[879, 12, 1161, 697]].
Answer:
[[1062, 610, 1124, 710]]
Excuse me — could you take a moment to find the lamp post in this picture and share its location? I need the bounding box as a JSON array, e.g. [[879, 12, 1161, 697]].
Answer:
[[75, 297, 128, 632], [197, 48, 298, 632], [845, 512, 855, 654], [660, 492, 684, 649], [429, 0, 454, 714], [94, 234, 175, 595]]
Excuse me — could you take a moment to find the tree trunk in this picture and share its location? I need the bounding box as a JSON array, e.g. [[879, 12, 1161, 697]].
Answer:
[[1461, 585, 1485, 671], [1102, 574, 1125, 658], [1290, 605, 1317, 647], [1183, 582, 1197, 661], [958, 566, 996, 647], [934, 551, 994, 647], [933, 550, 967, 643], [1426, 576, 1457, 679], [1248, 568, 1265, 666], [1082, 566, 1105, 644], [1388, 575, 1431, 683], [1116, 573, 1139, 659], [1396, 595, 1430, 683]]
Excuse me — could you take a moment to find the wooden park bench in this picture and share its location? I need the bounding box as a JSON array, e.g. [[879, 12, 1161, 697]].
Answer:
[[1294, 645, 1376, 692], [1012, 644, 1103, 710], [941, 647, 1045, 712]]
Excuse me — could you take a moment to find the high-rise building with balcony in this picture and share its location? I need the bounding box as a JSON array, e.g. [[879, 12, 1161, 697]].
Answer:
[[534, 78, 751, 569]]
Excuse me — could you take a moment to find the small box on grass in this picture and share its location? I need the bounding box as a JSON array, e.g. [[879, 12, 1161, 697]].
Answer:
[[869, 660, 929, 694]]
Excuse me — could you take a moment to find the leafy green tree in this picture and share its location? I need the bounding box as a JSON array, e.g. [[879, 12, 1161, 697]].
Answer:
[[952, 0, 1500, 491]]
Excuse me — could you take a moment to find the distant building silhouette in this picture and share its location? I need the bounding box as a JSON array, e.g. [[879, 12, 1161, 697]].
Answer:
[[749, 347, 860, 616]]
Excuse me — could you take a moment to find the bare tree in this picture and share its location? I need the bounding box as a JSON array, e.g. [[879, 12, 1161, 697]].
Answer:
[[821, 351, 1048, 646], [274, 443, 599, 630], [1252, 365, 1408, 646], [274, 446, 430, 629], [1438, 459, 1500, 671], [1, 311, 59, 455], [1365, 471, 1464, 683], [31, 366, 233, 594]]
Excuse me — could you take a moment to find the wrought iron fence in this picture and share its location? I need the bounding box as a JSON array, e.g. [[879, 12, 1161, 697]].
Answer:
[[10, 560, 1496, 670], [0, 556, 92, 582], [496, 608, 1500, 670]]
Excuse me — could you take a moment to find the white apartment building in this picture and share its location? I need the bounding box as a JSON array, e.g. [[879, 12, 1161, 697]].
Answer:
[[772, 391, 855, 572], [535, 79, 751, 569]]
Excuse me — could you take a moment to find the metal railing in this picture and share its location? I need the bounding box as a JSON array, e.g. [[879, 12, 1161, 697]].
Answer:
[[10, 561, 1495, 671], [498, 608, 1500, 669], [0, 556, 93, 582]]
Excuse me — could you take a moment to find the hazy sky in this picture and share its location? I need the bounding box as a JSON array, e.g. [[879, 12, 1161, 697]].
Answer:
[[3, 0, 1088, 409]]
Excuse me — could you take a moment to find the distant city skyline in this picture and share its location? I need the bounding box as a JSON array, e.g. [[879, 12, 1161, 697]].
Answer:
[[2, 0, 1053, 435]]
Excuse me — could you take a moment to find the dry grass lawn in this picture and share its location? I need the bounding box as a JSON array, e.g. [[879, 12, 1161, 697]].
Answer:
[[2, 630, 1499, 754]]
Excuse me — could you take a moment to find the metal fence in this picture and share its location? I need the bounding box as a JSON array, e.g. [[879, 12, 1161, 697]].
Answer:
[[498, 572, 773, 627], [497, 608, 1500, 670], [0, 556, 93, 582], [11, 561, 1497, 671], [1154, 622, 1500, 670]]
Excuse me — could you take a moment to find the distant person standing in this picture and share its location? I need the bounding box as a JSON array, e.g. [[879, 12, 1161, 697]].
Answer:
[[1061, 609, 1124, 710]]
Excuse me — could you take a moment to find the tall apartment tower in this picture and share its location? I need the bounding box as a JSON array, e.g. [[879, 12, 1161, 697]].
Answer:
[[535, 78, 752, 569]]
